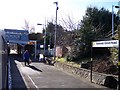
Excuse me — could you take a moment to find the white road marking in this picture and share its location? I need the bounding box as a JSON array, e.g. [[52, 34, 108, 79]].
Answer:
[[8, 59, 12, 90], [27, 75, 39, 89], [15, 60, 39, 89], [14, 60, 29, 88]]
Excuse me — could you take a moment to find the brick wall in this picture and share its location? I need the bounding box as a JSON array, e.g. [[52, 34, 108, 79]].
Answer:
[[54, 61, 118, 89]]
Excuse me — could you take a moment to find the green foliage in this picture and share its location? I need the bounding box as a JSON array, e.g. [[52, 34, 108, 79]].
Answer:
[[109, 25, 120, 65], [65, 52, 75, 62], [110, 47, 118, 65], [67, 6, 118, 62]]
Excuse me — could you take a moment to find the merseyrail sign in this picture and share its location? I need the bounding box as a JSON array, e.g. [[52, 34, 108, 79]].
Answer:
[[92, 40, 119, 48]]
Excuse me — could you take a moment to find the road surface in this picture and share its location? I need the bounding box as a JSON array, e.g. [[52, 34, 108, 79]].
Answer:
[[9, 55, 108, 89]]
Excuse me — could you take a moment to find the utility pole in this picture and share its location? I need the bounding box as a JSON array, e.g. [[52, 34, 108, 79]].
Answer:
[[112, 5, 114, 38], [44, 22, 46, 57], [112, 5, 120, 38], [111, 5, 120, 89], [37, 23, 46, 57], [53, 1, 59, 61]]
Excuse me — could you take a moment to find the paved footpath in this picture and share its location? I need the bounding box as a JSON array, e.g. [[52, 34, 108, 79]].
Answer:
[[9, 55, 109, 89]]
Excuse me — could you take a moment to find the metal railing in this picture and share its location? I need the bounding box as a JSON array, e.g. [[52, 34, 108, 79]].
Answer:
[[105, 30, 118, 39]]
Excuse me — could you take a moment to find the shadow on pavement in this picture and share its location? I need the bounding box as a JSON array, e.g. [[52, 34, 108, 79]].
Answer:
[[28, 65, 42, 72]]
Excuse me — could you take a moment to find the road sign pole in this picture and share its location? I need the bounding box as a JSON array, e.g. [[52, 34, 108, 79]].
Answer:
[[90, 44, 93, 82]]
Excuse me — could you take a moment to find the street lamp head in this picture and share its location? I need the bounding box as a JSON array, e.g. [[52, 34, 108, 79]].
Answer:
[[37, 23, 42, 25], [115, 6, 120, 8], [53, 1, 58, 5], [53, 1, 59, 10]]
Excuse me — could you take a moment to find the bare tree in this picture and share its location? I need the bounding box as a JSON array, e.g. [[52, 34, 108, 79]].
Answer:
[[22, 19, 35, 33], [60, 15, 79, 31]]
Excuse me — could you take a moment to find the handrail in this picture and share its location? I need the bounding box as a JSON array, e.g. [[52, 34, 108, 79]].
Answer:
[[105, 30, 118, 38]]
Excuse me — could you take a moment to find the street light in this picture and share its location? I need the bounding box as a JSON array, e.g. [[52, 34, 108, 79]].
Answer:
[[37, 23, 42, 25], [37, 23, 46, 57], [112, 5, 120, 90], [53, 1, 59, 61], [112, 5, 120, 38]]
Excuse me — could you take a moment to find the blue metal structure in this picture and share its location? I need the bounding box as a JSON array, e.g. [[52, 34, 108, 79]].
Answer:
[[0, 29, 30, 89], [4, 29, 29, 45], [0, 29, 8, 89]]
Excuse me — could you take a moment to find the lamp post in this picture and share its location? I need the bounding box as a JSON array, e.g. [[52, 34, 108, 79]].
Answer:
[[37, 23, 46, 57], [112, 5, 120, 90], [53, 1, 59, 61], [112, 5, 120, 38]]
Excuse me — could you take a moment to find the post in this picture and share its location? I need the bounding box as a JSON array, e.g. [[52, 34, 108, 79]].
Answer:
[[112, 9, 120, 89], [44, 26, 46, 57], [37, 23, 46, 58], [34, 41, 37, 59], [53, 2, 58, 61], [112, 5, 114, 38], [49, 33, 51, 46], [37, 23, 43, 59], [112, 5, 120, 38], [90, 45, 93, 82]]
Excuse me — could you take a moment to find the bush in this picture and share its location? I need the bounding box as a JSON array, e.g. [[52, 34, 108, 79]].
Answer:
[[65, 53, 73, 61], [66, 51, 81, 62]]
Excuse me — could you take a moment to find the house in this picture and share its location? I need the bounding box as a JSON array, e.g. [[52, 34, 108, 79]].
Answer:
[[56, 46, 71, 57]]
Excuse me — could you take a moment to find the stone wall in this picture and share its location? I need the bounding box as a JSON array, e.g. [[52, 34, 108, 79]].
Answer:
[[54, 61, 118, 89]]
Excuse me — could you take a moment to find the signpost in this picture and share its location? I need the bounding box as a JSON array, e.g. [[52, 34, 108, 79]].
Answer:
[[91, 1, 120, 89], [91, 40, 119, 89]]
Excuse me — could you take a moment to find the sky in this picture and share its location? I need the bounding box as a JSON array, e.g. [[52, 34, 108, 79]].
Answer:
[[0, 0, 120, 33]]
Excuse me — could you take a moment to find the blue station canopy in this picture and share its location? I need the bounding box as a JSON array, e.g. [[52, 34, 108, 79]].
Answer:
[[4, 29, 29, 45]]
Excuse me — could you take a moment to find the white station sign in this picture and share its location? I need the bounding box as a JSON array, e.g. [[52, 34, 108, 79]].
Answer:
[[92, 40, 119, 47]]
